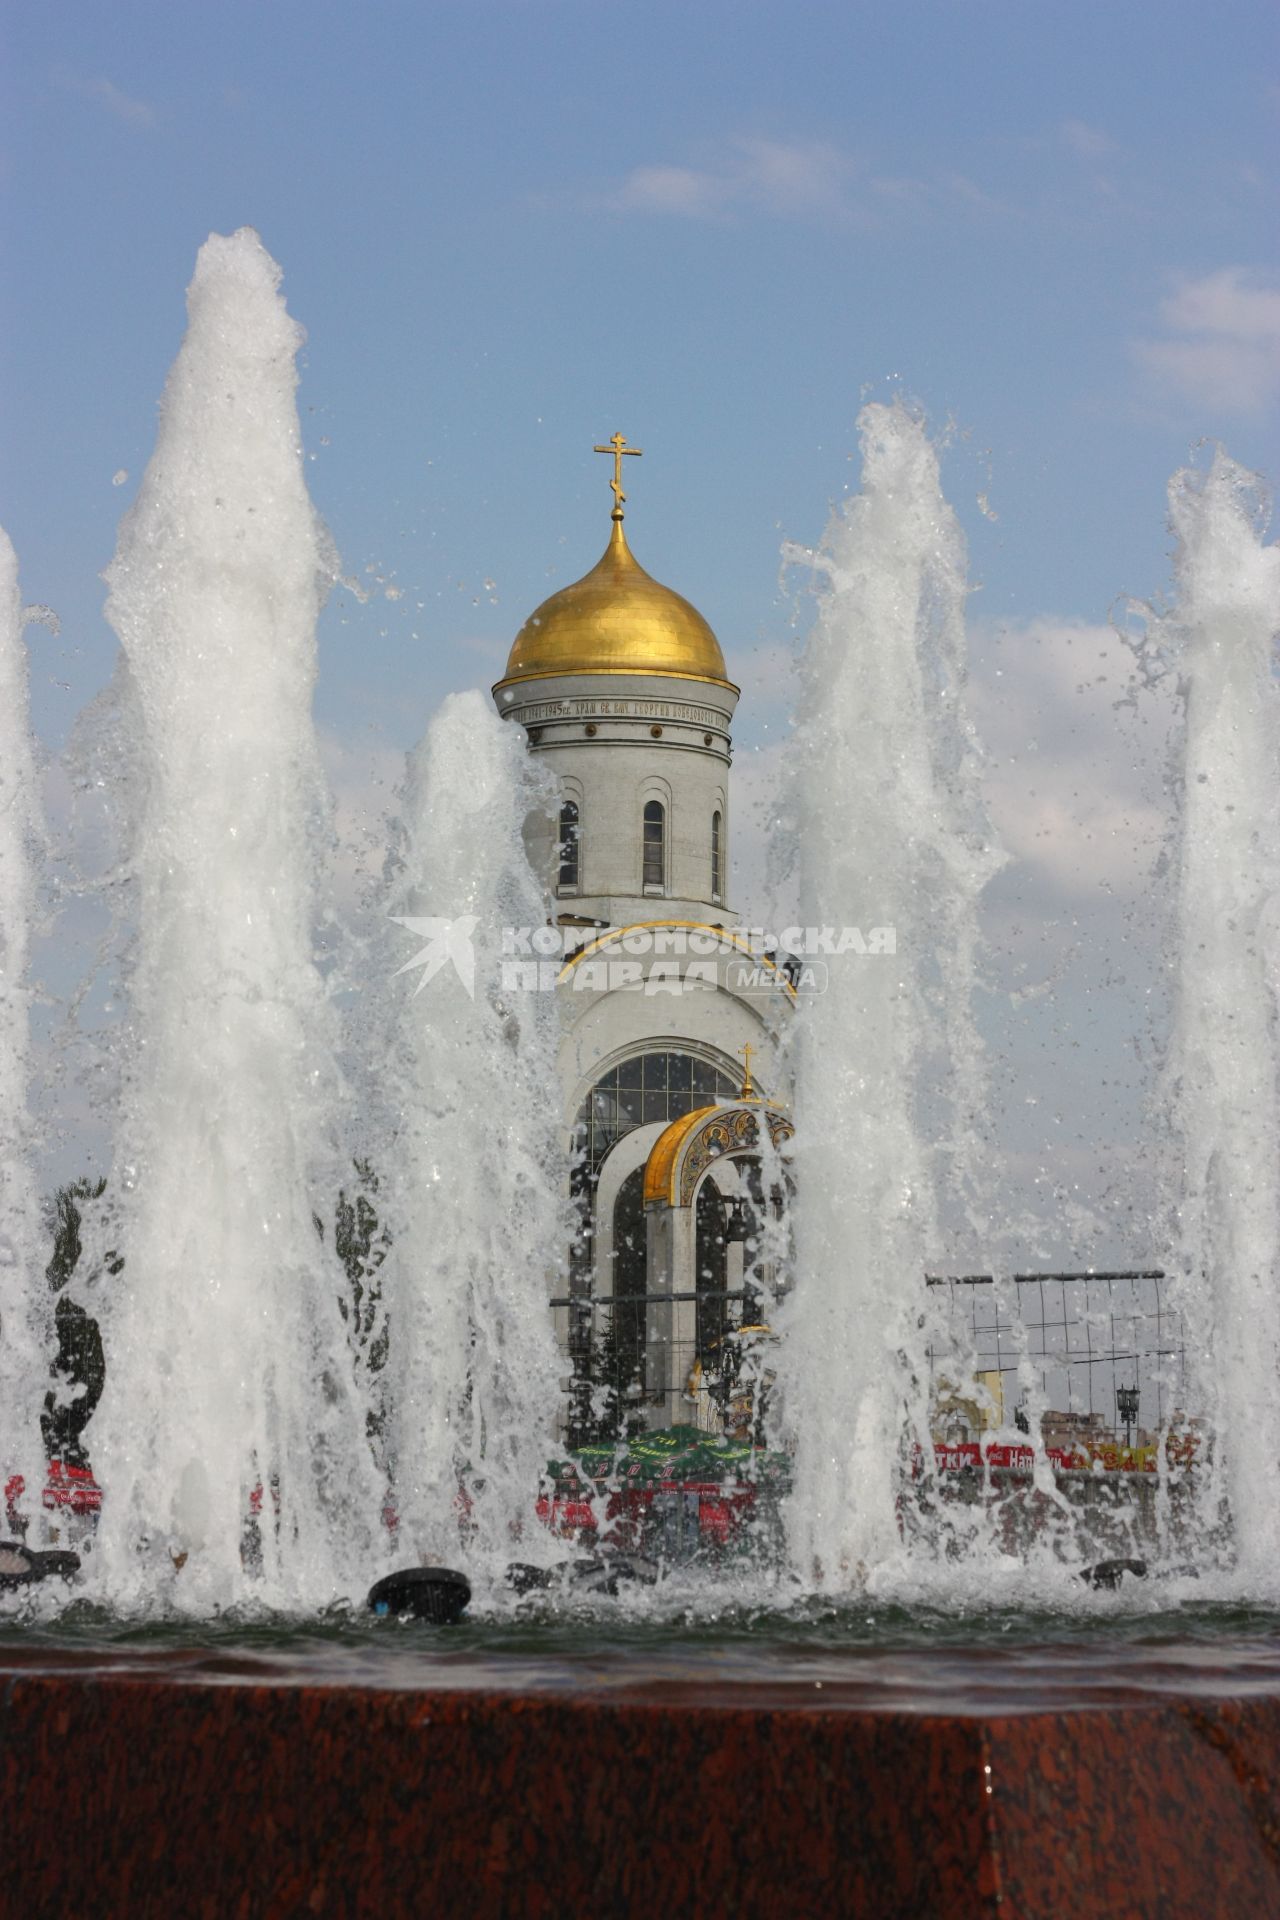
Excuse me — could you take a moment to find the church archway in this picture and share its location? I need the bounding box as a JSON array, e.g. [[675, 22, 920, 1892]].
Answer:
[[565, 1048, 745, 1443], [639, 1104, 794, 1430], [570, 1049, 742, 1290]]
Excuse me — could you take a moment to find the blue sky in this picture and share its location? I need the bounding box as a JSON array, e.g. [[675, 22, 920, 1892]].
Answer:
[[3, 0, 1276, 750], [3, 1, 1278, 1249]]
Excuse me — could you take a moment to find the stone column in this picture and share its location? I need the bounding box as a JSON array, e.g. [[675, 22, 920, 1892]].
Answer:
[[645, 1202, 698, 1430]]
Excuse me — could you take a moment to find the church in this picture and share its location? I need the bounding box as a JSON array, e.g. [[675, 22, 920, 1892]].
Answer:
[[491, 437, 794, 1446]]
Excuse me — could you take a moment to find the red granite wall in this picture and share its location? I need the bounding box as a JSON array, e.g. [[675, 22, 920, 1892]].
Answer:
[[1, 1672, 1276, 1917]]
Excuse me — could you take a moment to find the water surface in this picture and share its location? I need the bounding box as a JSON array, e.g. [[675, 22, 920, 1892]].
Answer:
[[4, 1598, 1278, 1715]]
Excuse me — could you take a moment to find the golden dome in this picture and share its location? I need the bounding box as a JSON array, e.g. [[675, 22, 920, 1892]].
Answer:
[[495, 519, 734, 692]]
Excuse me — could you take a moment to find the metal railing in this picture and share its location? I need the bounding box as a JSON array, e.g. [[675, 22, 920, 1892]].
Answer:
[[549, 1268, 1184, 1452], [925, 1270, 1184, 1439], [550, 1287, 766, 1449]]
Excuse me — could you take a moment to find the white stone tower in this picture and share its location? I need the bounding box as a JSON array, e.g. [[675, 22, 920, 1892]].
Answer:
[[492, 432, 737, 928], [493, 437, 793, 1439]]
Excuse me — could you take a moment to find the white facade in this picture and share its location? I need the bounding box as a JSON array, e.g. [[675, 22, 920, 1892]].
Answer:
[[493, 521, 793, 1437], [493, 668, 736, 927]]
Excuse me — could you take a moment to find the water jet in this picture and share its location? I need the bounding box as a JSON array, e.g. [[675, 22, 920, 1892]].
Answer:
[[1, 233, 1278, 1915]]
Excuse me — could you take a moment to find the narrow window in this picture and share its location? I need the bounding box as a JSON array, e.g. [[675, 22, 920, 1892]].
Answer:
[[642, 800, 666, 891], [711, 809, 723, 902], [558, 800, 580, 891]]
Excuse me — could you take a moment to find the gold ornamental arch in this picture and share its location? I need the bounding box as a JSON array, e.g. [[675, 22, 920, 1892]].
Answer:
[[642, 1103, 794, 1212]]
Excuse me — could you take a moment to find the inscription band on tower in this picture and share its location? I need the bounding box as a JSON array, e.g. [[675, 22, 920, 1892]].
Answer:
[[519, 698, 728, 726]]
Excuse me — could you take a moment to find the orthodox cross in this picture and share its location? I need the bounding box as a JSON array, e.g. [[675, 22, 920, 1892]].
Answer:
[[593, 431, 642, 520], [739, 1042, 756, 1101]]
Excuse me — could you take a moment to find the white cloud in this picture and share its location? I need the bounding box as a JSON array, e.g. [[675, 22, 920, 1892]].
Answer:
[[614, 164, 726, 219], [1134, 268, 1280, 415], [53, 69, 156, 126], [969, 617, 1175, 906], [726, 737, 794, 928], [721, 621, 1177, 922], [724, 639, 797, 716], [1161, 269, 1280, 341], [583, 133, 1026, 230], [1060, 119, 1116, 160], [610, 136, 859, 224]]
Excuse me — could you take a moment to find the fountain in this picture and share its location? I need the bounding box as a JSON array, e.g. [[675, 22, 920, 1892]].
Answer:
[[378, 687, 566, 1578], [88, 228, 384, 1612], [0, 231, 1277, 1913], [0, 531, 53, 1533], [1140, 448, 1280, 1588], [777, 400, 1004, 1590]]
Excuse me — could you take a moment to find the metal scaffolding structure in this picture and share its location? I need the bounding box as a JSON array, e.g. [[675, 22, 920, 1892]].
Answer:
[[926, 1271, 1184, 1437]]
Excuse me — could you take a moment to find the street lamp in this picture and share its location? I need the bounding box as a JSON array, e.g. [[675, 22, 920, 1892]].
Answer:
[[1116, 1383, 1140, 1449]]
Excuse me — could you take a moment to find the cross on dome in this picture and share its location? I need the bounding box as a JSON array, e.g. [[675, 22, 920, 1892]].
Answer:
[[493, 436, 734, 690], [593, 431, 642, 521]]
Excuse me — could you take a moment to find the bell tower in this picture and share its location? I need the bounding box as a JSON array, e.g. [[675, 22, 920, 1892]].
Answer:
[[495, 439, 793, 1443], [491, 434, 739, 929]]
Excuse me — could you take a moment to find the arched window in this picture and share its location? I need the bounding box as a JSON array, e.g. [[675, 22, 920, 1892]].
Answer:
[[575, 1051, 742, 1175], [711, 809, 723, 902], [609, 1167, 648, 1407], [558, 800, 580, 891], [642, 799, 665, 891]]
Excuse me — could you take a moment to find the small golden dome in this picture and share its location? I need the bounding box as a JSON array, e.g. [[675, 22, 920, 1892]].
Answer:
[[495, 520, 734, 691]]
